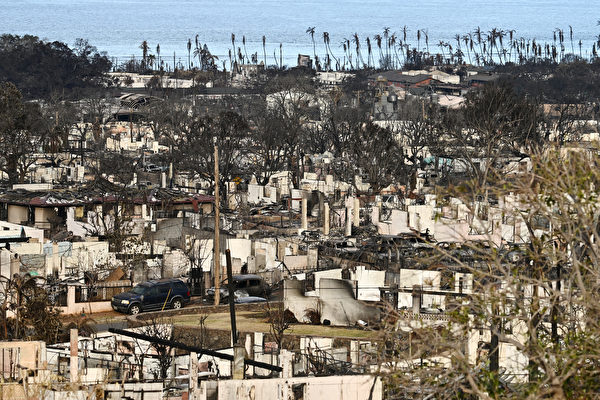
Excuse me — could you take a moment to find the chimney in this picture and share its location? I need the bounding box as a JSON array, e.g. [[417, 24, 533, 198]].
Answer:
[[323, 202, 330, 235], [353, 197, 360, 227], [301, 197, 308, 231]]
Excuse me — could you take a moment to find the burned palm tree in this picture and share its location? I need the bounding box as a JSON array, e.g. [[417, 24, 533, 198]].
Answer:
[[272, 48, 279, 69], [390, 33, 401, 68], [374, 34, 383, 68], [366, 36, 373, 68], [497, 29, 506, 63], [486, 28, 500, 64], [454, 34, 462, 60], [242, 35, 249, 64], [352, 33, 365, 69], [262, 35, 267, 65], [383, 27, 391, 61], [237, 46, 244, 65], [193, 35, 201, 68], [342, 38, 353, 69], [139, 40, 149, 71], [506, 30, 515, 63], [569, 25, 575, 56], [231, 33, 236, 72], [474, 26, 484, 63], [187, 38, 192, 69], [463, 34, 472, 64], [156, 43, 161, 70], [555, 28, 564, 61], [307, 27, 317, 69], [438, 40, 446, 64], [323, 32, 339, 70]]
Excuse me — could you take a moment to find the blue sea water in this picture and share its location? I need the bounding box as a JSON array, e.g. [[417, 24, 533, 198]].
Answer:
[[2, 0, 599, 68]]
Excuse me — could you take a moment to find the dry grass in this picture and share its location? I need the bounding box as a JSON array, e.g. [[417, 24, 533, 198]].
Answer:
[[171, 311, 378, 339]]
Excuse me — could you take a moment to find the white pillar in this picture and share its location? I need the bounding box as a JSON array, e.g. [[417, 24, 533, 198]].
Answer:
[[52, 242, 59, 275], [245, 334, 253, 359], [371, 206, 380, 224], [301, 197, 308, 231], [280, 349, 293, 378], [233, 345, 245, 380], [350, 340, 359, 365], [70, 328, 78, 383], [323, 203, 330, 236], [353, 197, 360, 227], [67, 286, 76, 314], [345, 206, 352, 237], [189, 351, 198, 394]]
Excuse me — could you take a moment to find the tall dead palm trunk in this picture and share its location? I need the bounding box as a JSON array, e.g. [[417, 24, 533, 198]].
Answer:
[[438, 41, 446, 64], [323, 32, 339, 70], [231, 33, 236, 72], [463, 35, 472, 64], [569, 25, 575, 56], [262, 35, 267, 65], [383, 27, 391, 62], [353, 33, 364, 69], [374, 34, 383, 68], [279, 43, 283, 69], [187, 38, 192, 69], [390, 34, 401, 68], [474, 27, 484, 63], [156, 43, 161, 70], [140, 40, 149, 71], [242, 36, 249, 64], [343, 38, 353, 69], [366, 37, 373, 68], [307, 27, 317, 69]]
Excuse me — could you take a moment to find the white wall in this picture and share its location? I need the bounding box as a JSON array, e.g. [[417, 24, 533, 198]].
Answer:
[[212, 374, 382, 400]]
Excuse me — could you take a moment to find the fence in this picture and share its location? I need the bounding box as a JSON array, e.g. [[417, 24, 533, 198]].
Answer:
[[55, 282, 132, 315], [77, 283, 133, 303]]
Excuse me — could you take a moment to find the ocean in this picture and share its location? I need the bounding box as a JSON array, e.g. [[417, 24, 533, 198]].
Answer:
[[2, 0, 599, 69]]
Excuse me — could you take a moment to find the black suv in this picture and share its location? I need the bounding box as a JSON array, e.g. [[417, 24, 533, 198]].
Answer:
[[111, 279, 191, 315]]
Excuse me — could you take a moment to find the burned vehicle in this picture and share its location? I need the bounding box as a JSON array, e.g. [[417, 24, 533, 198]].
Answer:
[[206, 274, 271, 302]]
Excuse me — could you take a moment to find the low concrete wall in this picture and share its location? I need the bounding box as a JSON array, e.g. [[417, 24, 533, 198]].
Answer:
[[58, 285, 128, 315], [210, 374, 382, 400]]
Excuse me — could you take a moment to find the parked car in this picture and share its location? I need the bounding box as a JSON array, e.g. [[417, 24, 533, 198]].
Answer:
[[234, 290, 267, 304], [111, 278, 191, 315], [206, 274, 271, 301]]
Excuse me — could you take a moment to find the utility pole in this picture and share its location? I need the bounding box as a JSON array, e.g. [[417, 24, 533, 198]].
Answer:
[[214, 144, 220, 306]]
